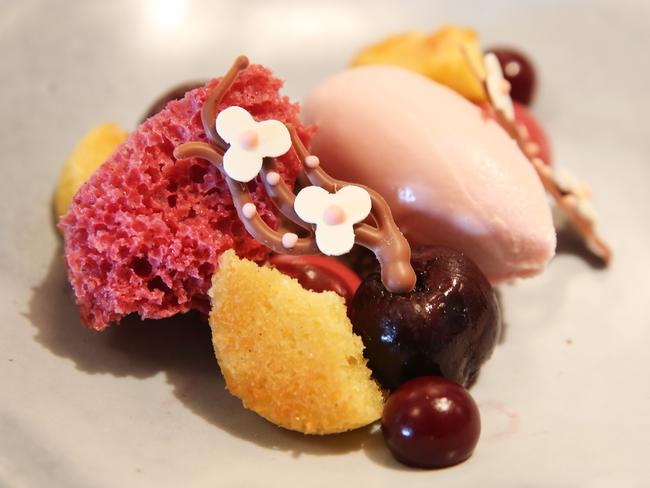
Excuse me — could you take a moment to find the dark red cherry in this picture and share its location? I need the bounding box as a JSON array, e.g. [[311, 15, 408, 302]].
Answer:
[[487, 47, 537, 105], [269, 254, 361, 306], [140, 80, 206, 122], [350, 247, 500, 390], [382, 376, 481, 469]]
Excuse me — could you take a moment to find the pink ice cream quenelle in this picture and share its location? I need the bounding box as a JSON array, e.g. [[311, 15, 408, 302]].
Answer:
[[303, 65, 555, 283]]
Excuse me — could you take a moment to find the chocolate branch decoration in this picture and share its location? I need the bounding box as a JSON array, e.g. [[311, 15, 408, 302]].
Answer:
[[462, 48, 612, 264], [174, 56, 417, 293]]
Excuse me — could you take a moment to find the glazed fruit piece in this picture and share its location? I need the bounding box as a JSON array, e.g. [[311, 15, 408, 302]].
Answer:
[[268, 254, 361, 306], [209, 251, 384, 434], [487, 47, 537, 105], [140, 80, 206, 122], [382, 376, 481, 468], [54, 123, 128, 218], [350, 247, 500, 390], [351, 25, 487, 102]]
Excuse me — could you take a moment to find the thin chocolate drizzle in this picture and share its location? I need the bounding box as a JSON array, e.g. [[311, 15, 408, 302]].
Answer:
[[173, 56, 417, 293]]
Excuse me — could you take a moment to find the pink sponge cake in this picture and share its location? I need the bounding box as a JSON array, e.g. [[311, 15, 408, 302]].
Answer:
[[60, 65, 314, 330], [303, 65, 556, 283]]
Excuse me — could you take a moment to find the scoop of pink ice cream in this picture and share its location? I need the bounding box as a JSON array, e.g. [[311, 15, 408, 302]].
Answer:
[[60, 65, 315, 330], [303, 65, 555, 283]]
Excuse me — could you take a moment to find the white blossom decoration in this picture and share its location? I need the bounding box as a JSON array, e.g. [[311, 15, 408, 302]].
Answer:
[[216, 106, 292, 182], [484, 52, 515, 122], [294, 185, 372, 256]]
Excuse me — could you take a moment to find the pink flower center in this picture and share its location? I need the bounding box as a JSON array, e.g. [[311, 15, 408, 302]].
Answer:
[[238, 130, 259, 150], [322, 205, 346, 225]]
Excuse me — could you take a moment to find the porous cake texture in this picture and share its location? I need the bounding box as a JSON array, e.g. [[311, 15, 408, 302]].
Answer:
[[60, 65, 314, 330], [209, 251, 385, 434]]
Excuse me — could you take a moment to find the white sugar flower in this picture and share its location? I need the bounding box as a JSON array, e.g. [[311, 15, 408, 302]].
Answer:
[[484, 52, 515, 122], [294, 185, 372, 256], [216, 106, 291, 182]]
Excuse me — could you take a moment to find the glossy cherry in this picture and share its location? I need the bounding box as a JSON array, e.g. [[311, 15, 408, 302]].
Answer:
[[140, 80, 206, 122], [350, 247, 500, 390], [269, 254, 361, 306], [487, 47, 537, 105], [382, 376, 481, 469]]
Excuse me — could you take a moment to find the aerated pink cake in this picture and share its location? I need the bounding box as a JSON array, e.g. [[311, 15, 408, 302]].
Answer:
[[59, 65, 314, 330]]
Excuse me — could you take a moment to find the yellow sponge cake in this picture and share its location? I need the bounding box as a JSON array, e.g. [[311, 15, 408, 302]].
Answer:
[[209, 251, 384, 434]]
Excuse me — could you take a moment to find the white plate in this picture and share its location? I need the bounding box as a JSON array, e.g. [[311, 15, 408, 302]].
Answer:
[[2, 1, 649, 486]]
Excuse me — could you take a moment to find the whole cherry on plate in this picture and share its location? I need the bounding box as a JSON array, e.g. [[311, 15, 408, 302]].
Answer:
[[140, 80, 206, 122], [350, 247, 500, 390], [269, 254, 361, 306], [382, 376, 481, 469], [486, 47, 537, 105]]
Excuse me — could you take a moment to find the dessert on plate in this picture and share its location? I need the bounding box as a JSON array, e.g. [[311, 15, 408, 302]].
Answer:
[[54, 25, 611, 469]]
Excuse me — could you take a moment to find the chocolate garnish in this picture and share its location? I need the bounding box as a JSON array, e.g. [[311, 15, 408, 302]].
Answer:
[[463, 47, 613, 264], [174, 56, 416, 293]]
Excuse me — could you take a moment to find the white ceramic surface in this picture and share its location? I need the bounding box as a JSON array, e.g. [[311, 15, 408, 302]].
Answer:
[[2, 1, 649, 486]]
